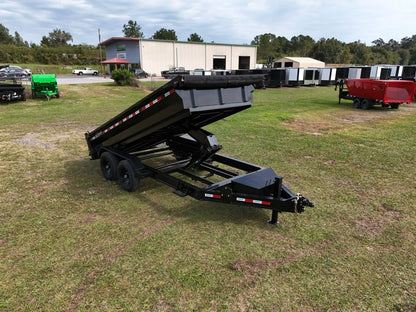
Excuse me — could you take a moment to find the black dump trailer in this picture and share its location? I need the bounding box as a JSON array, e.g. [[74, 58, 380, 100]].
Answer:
[[85, 75, 313, 224], [0, 82, 26, 102]]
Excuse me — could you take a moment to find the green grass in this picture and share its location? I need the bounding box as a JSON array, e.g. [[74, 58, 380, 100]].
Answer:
[[1, 83, 415, 311], [16, 64, 102, 75]]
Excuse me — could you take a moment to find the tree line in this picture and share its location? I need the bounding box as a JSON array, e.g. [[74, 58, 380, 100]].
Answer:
[[0, 24, 101, 65], [2, 20, 416, 66], [0, 21, 203, 65], [252, 33, 416, 66]]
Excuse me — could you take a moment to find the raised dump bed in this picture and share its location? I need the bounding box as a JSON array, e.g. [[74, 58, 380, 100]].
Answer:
[[337, 78, 416, 109], [85, 75, 313, 224]]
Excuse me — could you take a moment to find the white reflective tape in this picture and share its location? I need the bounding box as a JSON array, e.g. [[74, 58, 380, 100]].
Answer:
[[90, 89, 175, 141]]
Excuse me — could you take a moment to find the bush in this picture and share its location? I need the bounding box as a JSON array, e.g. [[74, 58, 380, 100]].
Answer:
[[111, 69, 135, 86]]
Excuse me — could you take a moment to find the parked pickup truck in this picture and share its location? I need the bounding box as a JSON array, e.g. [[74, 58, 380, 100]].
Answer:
[[72, 67, 98, 75], [161, 67, 190, 79]]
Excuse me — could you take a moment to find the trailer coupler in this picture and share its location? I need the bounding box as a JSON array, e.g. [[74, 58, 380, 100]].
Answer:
[[296, 193, 314, 213], [268, 193, 314, 225]]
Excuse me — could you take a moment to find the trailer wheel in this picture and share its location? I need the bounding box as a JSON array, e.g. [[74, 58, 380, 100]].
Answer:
[[118, 160, 139, 192], [353, 98, 361, 109], [100, 152, 119, 181], [390, 103, 399, 109], [361, 99, 371, 110]]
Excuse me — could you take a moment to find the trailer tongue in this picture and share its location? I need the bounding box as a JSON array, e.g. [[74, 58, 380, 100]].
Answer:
[[85, 75, 313, 224]]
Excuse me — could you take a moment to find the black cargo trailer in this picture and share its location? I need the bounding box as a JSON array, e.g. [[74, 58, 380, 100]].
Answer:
[[402, 66, 416, 81], [85, 75, 313, 224], [269, 69, 286, 88]]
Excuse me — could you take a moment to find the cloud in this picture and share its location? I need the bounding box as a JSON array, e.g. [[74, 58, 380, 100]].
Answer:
[[2, 0, 416, 46]]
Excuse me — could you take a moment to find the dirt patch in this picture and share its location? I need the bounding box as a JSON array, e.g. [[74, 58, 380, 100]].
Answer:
[[285, 103, 416, 134], [354, 204, 403, 237], [13, 132, 55, 150], [229, 252, 305, 274], [12, 123, 95, 150], [355, 218, 387, 237]]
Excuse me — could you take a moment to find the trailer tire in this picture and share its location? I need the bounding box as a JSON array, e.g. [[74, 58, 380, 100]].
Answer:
[[361, 99, 371, 110], [353, 98, 361, 109], [118, 160, 139, 192], [390, 103, 399, 109], [100, 152, 119, 181]]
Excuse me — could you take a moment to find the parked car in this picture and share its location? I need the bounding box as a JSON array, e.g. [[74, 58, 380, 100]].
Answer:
[[131, 69, 149, 78], [23, 68, 32, 75], [0, 66, 30, 78]]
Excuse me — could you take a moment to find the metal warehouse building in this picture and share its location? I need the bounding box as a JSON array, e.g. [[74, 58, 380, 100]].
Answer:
[[100, 37, 257, 76]]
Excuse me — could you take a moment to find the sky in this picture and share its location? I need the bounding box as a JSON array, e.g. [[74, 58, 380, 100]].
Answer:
[[2, 0, 416, 46]]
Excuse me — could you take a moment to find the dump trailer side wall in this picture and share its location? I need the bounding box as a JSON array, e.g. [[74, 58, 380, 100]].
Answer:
[[86, 75, 261, 159], [344, 79, 416, 104]]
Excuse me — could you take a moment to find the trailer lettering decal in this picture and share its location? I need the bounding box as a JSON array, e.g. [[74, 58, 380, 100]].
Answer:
[[236, 197, 271, 206], [90, 89, 176, 141], [204, 193, 221, 199]]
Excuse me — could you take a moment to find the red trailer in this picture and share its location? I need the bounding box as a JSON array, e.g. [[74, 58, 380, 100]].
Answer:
[[337, 79, 416, 109]]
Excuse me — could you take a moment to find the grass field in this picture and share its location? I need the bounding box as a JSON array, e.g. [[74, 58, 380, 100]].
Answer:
[[1, 82, 415, 311], [16, 64, 102, 75]]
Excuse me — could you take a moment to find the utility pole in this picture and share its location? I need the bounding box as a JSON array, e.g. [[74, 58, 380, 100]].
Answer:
[[98, 28, 104, 76]]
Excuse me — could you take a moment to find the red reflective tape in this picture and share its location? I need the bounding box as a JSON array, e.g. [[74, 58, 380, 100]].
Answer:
[[90, 89, 175, 141]]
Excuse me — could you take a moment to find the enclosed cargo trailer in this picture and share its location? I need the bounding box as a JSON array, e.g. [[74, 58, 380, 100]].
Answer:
[[318, 67, 336, 86]]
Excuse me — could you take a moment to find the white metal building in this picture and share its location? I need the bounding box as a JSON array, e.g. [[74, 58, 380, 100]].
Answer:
[[100, 37, 257, 76]]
